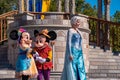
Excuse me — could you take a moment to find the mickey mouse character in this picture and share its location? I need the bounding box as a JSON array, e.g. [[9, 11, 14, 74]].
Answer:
[[9, 28, 38, 80], [33, 29, 57, 80]]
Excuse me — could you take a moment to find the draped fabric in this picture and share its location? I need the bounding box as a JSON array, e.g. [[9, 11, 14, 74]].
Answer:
[[28, 0, 51, 19], [35, 0, 51, 12], [29, 0, 33, 11], [61, 28, 87, 80], [36, 0, 42, 12], [41, 0, 51, 19], [42, 0, 51, 12], [36, 0, 51, 19]]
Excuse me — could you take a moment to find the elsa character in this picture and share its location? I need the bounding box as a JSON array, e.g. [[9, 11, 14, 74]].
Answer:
[[61, 16, 87, 80]]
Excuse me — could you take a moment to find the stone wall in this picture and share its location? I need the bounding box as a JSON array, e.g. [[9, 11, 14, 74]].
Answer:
[[8, 12, 90, 72]]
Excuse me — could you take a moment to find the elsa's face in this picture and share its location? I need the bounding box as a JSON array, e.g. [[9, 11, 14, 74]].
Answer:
[[72, 19, 80, 28], [75, 19, 80, 26]]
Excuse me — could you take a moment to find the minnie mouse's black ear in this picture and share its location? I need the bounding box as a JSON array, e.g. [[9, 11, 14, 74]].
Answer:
[[48, 31, 57, 40], [34, 30, 39, 37], [9, 30, 18, 40]]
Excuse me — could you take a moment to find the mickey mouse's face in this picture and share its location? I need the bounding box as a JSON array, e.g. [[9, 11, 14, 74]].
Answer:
[[34, 34, 47, 47], [34, 29, 57, 47]]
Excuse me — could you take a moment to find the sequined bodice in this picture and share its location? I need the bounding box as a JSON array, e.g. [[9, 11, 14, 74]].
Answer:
[[71, 33, 82, 50]]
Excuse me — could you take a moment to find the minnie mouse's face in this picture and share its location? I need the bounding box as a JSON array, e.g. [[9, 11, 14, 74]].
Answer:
[[20, 32, 32, 48], [35, 34, 47, 47], [21, 32, 30, 41]]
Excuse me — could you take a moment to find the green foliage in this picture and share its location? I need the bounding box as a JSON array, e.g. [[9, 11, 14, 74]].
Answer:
[[82, 4, 97, 17], [0, 0, 17, 14], [112, 11, 120, 23], [110, 11, 120, 51], [49, 0, 65, 12], [109, 25, 120, 52], [76, 0, 85, 13], [49, 0, 97, 17], [76, 0, 97, 17], [49, 0, 57, 11]]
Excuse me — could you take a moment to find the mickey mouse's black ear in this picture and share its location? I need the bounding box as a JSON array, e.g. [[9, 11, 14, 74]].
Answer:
[[48, 31, 57, 40], [9, 30, 18, 40], [34, 30, 39, 37]]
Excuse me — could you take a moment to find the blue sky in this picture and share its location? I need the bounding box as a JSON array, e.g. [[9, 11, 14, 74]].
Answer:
[[85, 0, 120, 16]]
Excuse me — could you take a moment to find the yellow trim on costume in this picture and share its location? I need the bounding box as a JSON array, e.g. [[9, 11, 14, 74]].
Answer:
[[48, 50, 52, 60]]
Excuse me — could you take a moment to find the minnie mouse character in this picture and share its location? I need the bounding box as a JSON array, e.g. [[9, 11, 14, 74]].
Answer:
[[33, 29, 57, 80], [9, 28, 38, 80]]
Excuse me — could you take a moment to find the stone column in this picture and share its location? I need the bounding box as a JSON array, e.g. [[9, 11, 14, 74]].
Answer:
[[69, 0, 76, 14], [64, 0, 69, 13], [25, 0, 29, 12], [33, 0, 36, 12], [18, 0, 25, 13], [57, 0, 62, 12], [18, 0, 22, 13]]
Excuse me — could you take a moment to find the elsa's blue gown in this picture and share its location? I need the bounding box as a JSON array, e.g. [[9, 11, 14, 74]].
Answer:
[[61, 28, 87, 80]]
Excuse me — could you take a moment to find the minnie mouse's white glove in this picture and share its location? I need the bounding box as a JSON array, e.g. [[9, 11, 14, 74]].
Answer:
[[36, 56, 46, 63]]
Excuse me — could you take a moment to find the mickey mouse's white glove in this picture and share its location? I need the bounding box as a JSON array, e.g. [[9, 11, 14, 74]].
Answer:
[[36, 57, 46, 63], [33, 51, 39, 57]]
